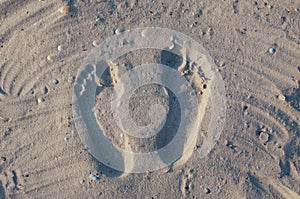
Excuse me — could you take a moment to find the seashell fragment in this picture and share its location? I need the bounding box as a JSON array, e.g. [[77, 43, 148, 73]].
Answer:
[[269, 47, 276, 54], [60, 5, 71, 14], [278, 94, 285, 101], [57, 45, 64, 52]]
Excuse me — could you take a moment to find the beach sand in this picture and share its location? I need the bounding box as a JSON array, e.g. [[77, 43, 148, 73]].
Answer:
[[0, 0, 299, 198]]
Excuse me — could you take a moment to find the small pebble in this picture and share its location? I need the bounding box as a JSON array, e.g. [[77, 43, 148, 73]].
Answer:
[[90, 173, 100, 181], [60, 5, 71, 14], [258, 131, 269, 143], [53, 79, 59, 84], [24, 172, 29, 178], [37, 98, 43, 104], [297, 66, 300, 72], [67, 76, 75, 84], [64, 137, 69, 142], [115, 28, 124, 35], [57, 45, 64, 52], [225, 140, 234, 149], [92, 40, 99, 47], [219, 62, 226, 67], [47, 55, 54, 62], [278, 94, 285, 101], [269, 47, 276, 54], [204, 188, 211, 194]]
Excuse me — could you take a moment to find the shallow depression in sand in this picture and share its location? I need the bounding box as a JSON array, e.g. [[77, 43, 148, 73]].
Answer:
[[72, 27, 226, 173]]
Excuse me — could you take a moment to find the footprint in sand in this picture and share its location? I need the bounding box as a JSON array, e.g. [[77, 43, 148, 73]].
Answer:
[[72, 27, 226, 175]]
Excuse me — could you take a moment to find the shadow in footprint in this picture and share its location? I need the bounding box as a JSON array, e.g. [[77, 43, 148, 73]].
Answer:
[[284, 81, 300, 136], [160, 50, 184, 70], [0, 180, 5, 199], [285, 81, 300, 113], [244, 172, 265, 198], [155, 89, 181, 150], [0, 87, 6, 95], [96, 61, 114, 96], [279, 138, 300, 178], [155, 50, 186, 166]]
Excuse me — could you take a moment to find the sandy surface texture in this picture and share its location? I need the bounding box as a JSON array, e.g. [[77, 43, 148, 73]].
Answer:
[[0, 0, 299, 198]]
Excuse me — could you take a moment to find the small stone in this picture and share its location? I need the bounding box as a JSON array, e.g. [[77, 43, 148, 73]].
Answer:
[[297, 66, 300, 72], [225, 140, 234, 149], [24, 172, 29, 178], [67, 76, 75, 84], [90, 173, 100, 181], [194, 145, 200, 151], [47, 55, 54, 62], [60, 5, 71, 14], [37, 98, 43, 104], [278, 94, 285, 101], [57, 45, 64, 52], [258, 131, 269, 143], [269, 47, 276, 54], [204, 188, 211, 194], [64, 137, 69, 142], [219, 62, 226, 67], [53, 79, 59, 84], [92, 40, 99, 47], [115, 28, 124, 35]]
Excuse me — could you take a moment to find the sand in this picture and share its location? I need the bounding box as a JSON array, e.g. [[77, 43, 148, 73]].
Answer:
[[0, 0, 299, 198]]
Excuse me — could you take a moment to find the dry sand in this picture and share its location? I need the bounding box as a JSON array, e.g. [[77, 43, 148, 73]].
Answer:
[[0, 0, 299, 198]]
